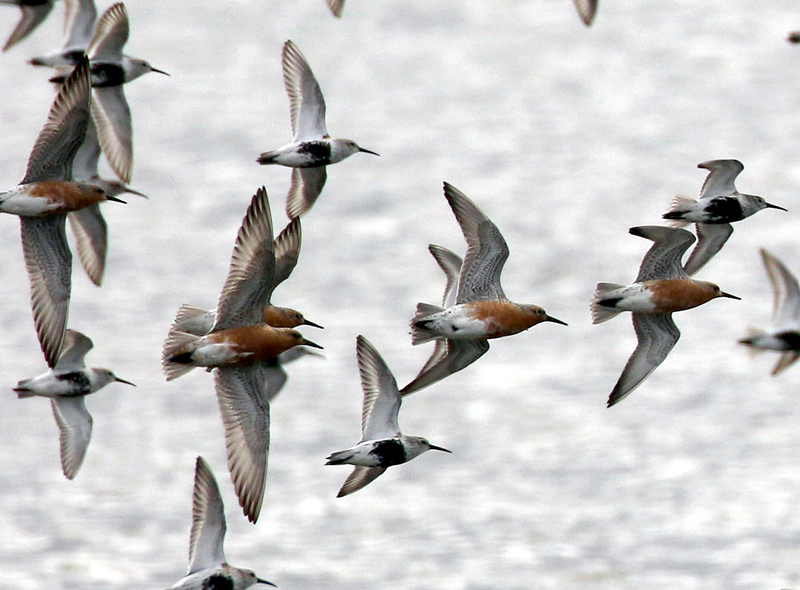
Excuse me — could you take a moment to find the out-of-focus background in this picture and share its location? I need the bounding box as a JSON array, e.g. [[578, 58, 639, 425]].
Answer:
[[1, 0, 800, 588]]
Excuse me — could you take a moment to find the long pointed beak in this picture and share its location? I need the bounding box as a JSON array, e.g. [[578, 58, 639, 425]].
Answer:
[[115, 377, 136, 386], [766, 202, 788, 211], [106, 195, 127, 204], [150, 66, 170, 76], [720, 291, 741, 300], [302, 339, 324, 350], [256, 579, 277, 587], [429, 444, 452, 453], [545, 315, 568, 326], [124, 187, 148, 199], [302, 319, 324, 329], [358, 147, 380, 156]]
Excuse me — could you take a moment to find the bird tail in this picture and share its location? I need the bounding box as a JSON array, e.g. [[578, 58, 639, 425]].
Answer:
[[662, 196, 695, 227], [170, 304, 213, 336], [326, 449, 356, 465], [256, 150, 279, 165], [13, 380, 35, 398], [590, 283, 625, 324], [162, 330, 201, 381], [410, 303, 444, 345]]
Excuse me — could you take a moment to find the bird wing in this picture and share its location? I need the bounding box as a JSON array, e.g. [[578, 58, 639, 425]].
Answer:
[[187, 457, 227, 574], [51, 396, 92, 479], [54, 329, 93, 372], [442, 183, 508, 303], [286, 166, 327, 219], [23, 57, 92, 183], [213, 187, 277, 331], [214, 364, 271, 524], [20, 216, 72, 369], [607, 313, 680, 407], [63, 0, 96, 50], [91, 84, 132, 184], [262, 357, 289, 404], [428, 244, 462, 308], [698, 159, 743, 199], [68, 203, 107, 286], [336, 466, 387, 497], [356, 336, 401, 441], [400, 339, 490, 396], [630, 225, 695, 282], [760, 249, 800, 328], [3, 2, 53, 52], [572, 0, 598, 25], [272, 217, 302, 288], [87, 2, 128, 60], [325, 0, 345, 18], [682, 223, 733, 276], [282, 40, 327, 141]]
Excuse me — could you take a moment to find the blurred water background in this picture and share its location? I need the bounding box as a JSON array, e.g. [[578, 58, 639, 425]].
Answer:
[[1, 0, 800, 588]]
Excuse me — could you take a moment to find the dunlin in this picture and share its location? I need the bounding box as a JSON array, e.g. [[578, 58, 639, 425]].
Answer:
[[400, 182, 566, 396], [739, 249, 800, 375], [591, 226, 740, 406], [1, 57, 122, 368], [162, 187, 322, 523], [50, 2, 169, 184], [29, 0, 96, 67], [257, 40, 378, 218], [327, 336, 451, 497], [168, 457, 275, 590], [14, 329, 134, 479], [1, 0, 54, 52], [663, 159, 785, 275]]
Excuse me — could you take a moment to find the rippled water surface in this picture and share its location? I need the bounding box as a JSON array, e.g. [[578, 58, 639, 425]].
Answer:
[[1, 1, 800, 588]]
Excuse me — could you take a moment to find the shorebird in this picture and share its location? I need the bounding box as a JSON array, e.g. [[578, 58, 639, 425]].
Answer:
[[68, 117, 145, 286], [739, 249, 800, 375], [257, 40, 378, 218], [0, 0, 55, 52], [50, 2, 169, 184], [400, 182, 566, 396], [1, 57, 123, 368], [167, 216, 321, 337], [591, 225, 740, 407], [14, 329, 134, 479], [572, 0, 598, 26], [168, 457, 275, 590], [662, 159, 786, 275], [327, 336, 451, 497], [29, 0, 96, 67], [324, 0, 344, 17], [162, 187, 322, 523]]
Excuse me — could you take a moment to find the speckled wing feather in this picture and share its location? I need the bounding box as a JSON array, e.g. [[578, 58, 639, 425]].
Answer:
[[698, 159, 743, 199], [682, 223, 732, 276], [22, 57, 92, 184], [21, 216, 72, 369], [286, 166, 327, 219], [214, 363, 270, 523], [630, 225, 694, 282], [761, 249, 800, 328], [443, 182, 508, 303], [336, 466, 386, 497], [87, 2, 127, 61], [572, 0, 597, 26], [91, 84, 132, 183], [2, 1, 53, 51], [54, 329, 92, 372], [400, 339, 490, 396], [68, 203, 107, 286], [272, 217, 302, 287], [51, 396, 92, 479], [187, 457, 227, 575], [325, 0, 345, 18], [356, 336, 401, 442], [213, 187, 276, 331], [607, 313, 680, 407], [283, 40, 327, 142]]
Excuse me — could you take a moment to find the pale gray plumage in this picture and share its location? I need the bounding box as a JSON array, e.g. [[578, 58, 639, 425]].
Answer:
[[1, 0, 54, 52]]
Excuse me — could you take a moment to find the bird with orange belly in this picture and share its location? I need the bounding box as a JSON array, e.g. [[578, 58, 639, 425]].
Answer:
[[592, 225, 740, 407]]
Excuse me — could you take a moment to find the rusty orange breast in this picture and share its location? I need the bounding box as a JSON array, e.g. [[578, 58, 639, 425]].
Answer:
[[29, 181, 106, 213], [647, 279, 719, 313], [207, 325, 300, 363], [466, 300, 544, 338]]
